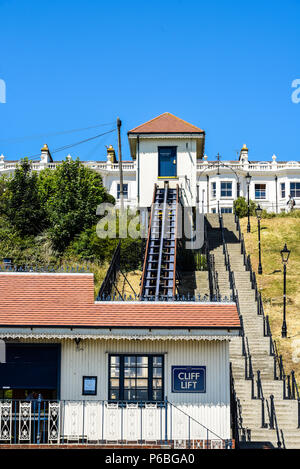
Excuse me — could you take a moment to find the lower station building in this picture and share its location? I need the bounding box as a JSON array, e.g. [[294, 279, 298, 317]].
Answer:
[[0, 272, 240, 448]]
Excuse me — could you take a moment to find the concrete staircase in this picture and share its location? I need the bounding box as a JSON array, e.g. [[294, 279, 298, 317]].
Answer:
[[206, 213, 300, 449], [178, 271, 210, 297]]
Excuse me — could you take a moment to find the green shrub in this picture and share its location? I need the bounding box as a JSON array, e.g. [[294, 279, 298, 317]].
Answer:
[[233, 197, 256, 218]]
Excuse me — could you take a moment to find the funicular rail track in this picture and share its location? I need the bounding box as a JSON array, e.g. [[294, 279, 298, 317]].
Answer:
[[140, 182, 180, 300]]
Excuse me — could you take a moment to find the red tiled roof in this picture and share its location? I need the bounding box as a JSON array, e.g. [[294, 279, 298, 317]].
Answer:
[[0, 273, 240, 329], [128, 113, 204, 134]]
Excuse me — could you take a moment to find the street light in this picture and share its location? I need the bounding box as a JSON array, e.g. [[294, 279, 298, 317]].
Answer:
[[280, 243, 291, 338], [246, 172, 252, 233], [255, 204, 263, 274]]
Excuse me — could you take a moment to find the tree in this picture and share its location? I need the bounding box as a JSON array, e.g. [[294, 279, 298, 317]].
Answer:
[[44, 158, 115, 252], [233, 196, 256, 218], [5, 159, 46, 235]]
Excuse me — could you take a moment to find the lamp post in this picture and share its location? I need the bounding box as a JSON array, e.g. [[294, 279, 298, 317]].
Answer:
[[255, 204, 263, 274], [280, 244, 290, 338], [246, 172, 252, 232]]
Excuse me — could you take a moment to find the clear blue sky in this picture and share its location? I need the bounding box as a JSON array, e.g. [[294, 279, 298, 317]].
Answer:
[[0, 0, 300, 162]]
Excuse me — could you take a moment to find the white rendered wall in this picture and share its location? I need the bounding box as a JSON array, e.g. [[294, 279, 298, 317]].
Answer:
[[138, 137, 198, 208]]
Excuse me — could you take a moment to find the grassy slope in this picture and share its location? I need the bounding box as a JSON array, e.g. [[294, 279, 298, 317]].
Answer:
[[240, 216, 300, 382]]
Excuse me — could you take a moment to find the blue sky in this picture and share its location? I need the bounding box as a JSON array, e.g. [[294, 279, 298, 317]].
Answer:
[[0, 0, 299, 162]]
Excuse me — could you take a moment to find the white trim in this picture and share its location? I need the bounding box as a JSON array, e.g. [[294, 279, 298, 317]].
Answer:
[[0, 327, 239, 341]]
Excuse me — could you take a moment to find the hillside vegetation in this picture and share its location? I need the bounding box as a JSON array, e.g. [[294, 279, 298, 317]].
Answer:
[[240, 214, 300, 382], [0, 158, 142, 297]]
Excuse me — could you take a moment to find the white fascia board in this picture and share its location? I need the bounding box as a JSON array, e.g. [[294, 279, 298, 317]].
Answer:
[[0, 327, 240, 341]]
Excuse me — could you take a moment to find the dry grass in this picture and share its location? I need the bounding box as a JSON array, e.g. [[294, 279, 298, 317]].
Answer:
[[58, 259, 109, 298], [240, 216, 300, 381], [114, 270, 142, 298]]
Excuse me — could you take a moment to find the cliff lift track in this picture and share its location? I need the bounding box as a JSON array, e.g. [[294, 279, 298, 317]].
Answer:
[[140, 181, 180, 301]]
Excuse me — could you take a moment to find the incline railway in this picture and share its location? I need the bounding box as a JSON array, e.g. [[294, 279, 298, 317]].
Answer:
[[140, 182, 181, 300]]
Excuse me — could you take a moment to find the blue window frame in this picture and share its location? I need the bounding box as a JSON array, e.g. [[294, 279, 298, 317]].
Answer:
[[280, 183, 286, 198], [290, 182, 300, 198], [211, 182, 216, 198], [158, 147, 177, 177], [109, 354, 164, 402], [255, 184, 266, 199], [220, 182, 232, 197], [221, 207, 232, 214], [117, 183, 128, 199]]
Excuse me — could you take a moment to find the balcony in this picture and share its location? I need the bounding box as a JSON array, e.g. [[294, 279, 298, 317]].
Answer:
[[0, 161, 136, 173]]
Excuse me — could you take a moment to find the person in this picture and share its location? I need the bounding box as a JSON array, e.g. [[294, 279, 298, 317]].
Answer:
[[287, 195, 295, 211]]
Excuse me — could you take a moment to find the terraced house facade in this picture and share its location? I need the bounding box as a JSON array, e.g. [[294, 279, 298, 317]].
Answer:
[[1, 113, 300, 214]]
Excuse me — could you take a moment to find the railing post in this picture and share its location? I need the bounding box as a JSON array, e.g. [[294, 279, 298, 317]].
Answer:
[[257, 371, 261, 398], [37, 394, 42, 444], [102, 400, 104, 443], [82, 400, 85, 444], [287, 375, 291, 399], [283, 375, 286, 399], [279, 356, 283, 381], [140, 401, 143, 444], [164, 396, 168, 445], [261, 398, 266, 428], [14, 400, 17, 444], [274, 355, 278, 380], [269, 395, 275, 429], [291, 371, 296, 399]]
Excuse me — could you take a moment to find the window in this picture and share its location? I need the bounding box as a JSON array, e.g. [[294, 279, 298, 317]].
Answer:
[[290, 182, 300, 198], [211, 208, 216, 213], [280, 183, 286, 199], [117, 183, 128, 199], [109, 354, 164, 402], [220, 182, 232, 197], [255, 184, 266, 199], [158, 147, 177, 177], [221, 207, 232, 214], [211, 182, 216, 198]]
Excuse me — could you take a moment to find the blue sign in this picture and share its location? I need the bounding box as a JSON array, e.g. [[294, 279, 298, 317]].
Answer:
[[171, 366, 206, 393]]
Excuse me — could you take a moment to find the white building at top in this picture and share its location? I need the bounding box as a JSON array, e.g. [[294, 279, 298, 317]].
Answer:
[[1, 112, 300, 213]]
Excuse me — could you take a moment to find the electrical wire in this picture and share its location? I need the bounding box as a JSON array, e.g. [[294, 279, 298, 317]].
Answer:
[[27, 128, 117, 160], [0, 122, 115, 144]]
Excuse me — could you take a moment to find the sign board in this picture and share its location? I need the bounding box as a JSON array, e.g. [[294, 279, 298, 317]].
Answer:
[[171, 366, 206, 393], [82, 376, 97, 395]]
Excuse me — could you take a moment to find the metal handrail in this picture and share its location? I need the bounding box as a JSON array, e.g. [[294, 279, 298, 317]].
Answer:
[[269, 395, 284, 449], [219, 214, 251, 386], [204, 217, 221, 301], [235, 213, 300, 405], [167, 400, 230, 448], [256, 370, 268, 428], [97, 241, 121, 298], [230, 362, 248, 444]]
